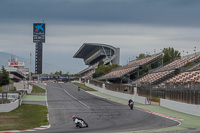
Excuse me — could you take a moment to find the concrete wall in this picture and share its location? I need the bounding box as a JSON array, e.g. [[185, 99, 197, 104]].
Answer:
[[14, 82, 33, 94], [0, 100, 19, 112], [14, 82, 25, 89], [160, 98, 200, 117], [85, 83, 146, 104]]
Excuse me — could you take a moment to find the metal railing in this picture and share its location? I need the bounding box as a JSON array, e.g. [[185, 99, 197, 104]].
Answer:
[[181, 51, 200, 59]]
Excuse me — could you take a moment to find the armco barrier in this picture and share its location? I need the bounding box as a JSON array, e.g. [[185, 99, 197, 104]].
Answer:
[[0, 99, 19, 112], [160, 98, 200, 117], [85, 83, 146, 104]]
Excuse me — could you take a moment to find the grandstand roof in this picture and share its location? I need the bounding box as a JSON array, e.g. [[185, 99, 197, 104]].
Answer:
[[73, 43, 117, 58]]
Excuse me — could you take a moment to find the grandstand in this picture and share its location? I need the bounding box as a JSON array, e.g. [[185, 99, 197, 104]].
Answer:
[[154, 54, 200, 72], [82, 50, 200, 105], [135, 53, 200, 88], [99, 53, 163, 83], [73, 43, 120, 79], [188, 62, 200, 71], [166, 71, 200, 84], [5, 57, 28, 81]]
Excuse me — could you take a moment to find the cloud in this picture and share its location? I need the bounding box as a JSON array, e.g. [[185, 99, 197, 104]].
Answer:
[[0, 0, 200, 73], [1, 0, 200, 27], [1, 22, 199, 63]]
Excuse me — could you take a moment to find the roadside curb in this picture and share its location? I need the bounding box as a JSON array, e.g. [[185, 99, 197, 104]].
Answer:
[[0, 125, 50, 133], [86, 91, 182, 121]]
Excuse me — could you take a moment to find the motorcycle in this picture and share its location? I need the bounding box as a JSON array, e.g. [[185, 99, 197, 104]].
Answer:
[[73, 116, 88, 128], [129, 101, 134, 110]]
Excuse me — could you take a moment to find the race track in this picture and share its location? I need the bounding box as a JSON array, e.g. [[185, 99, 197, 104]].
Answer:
[[36, 83, 179, 133]]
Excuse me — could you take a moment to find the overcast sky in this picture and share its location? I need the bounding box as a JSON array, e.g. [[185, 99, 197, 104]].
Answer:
[[0, 0, 200, 74]]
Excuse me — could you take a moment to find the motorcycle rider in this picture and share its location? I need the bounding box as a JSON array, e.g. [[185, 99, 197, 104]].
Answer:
[[72, 115, 88, 128], [128, 99, 134, 109], [78, 87, 81, 91]]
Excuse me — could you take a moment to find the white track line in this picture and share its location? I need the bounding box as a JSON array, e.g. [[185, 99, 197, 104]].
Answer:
[[50, 85, 90, 109], [63, 89, 90, 109]]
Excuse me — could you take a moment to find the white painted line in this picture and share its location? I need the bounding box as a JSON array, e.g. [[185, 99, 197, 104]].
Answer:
[[63, 89, 90, 109], [45, 87, 48, 107], [45, 85, 50, 127], [49, 85, 90, 109]]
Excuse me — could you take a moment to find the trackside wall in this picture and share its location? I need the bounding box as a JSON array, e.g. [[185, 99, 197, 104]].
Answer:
[[85, 83, 146, 104], [0, 100, 19, 112], [160, 98, 200, 117]]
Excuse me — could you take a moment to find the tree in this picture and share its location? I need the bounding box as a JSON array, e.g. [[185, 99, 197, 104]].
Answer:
[[54, 71, 62, 75], [163, 47, 181, 63], [59, 71, 62, 75], [0, 66, 9, 86], [136, 53, 151, 60], [98, 60, 104, 68], [92, 64, 120, 78]]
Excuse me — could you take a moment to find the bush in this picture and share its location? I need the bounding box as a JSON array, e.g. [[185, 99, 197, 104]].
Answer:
[[185, 62, 195, 68], [28, 84, 45, 94], [151, 96, 160, 102]]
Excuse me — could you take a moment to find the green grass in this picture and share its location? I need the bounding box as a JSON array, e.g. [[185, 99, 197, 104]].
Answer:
[[72, 83, 96, 91], [0, 104, 49, 131], [29, 83, 46, 94], [24, 95, 46, 101]]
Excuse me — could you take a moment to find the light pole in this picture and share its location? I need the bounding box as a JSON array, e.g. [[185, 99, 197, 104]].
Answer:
[[194, 47, 196, 55], [132, 56, 135, 60], [29, 52, 32, 81], [127, 74, 130, 84], [160, 49, 163, 66], [149, 82, 152, 105]]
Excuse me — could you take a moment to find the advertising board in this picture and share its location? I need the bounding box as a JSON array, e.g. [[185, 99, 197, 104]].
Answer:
[[33, 35, 45, 43], [8, 62, 25, 67], [33, 23, 45, 35]]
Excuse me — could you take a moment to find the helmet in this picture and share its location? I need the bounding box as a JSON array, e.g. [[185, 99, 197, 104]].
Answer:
[[72, 115, 76, 119]]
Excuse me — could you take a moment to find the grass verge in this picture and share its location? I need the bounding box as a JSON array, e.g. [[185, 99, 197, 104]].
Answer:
[[72, 83, 96, 91], [29, 83, 46, 94], [0, 104, 49, 131]]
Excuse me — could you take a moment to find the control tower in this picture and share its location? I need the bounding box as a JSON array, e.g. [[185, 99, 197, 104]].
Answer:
[[33, 23, 45, 74]]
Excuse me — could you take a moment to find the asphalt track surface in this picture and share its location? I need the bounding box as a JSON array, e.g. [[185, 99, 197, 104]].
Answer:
[[36, 83, 179, 133]]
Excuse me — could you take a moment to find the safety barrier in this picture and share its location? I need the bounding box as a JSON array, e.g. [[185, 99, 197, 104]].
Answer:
[[160, 98, 200, 117], [0, 90, 26, 112], [85, 83, 146, 104], [0, 99, 19, 112]]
